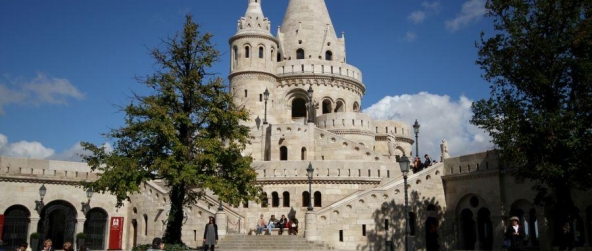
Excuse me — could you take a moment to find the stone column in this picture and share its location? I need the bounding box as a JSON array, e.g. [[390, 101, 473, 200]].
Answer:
[[215, 210, 227, 239], [29, 217, 40, 240], [305, 211, 318, 241]]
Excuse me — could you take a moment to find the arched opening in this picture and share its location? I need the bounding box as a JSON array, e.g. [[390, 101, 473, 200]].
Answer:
[[291, 98, 307, 122], [38, 200, 77, 250], [280, 146, 288, 161], [282, 192, 290, 207], [477, 208, 493, 250], [460, 209, 476, 250], [84, 208, 108, 250], [528, 208, 540, 246], [233, 46, 238, 61], [245, 46, 250, 58], [334, 100, 344, 112], [325, 50, 333, 61], [258, 46, 264, 58], [409, 212, 417, 236], [271, 192, 280, 207], [296, 49, 305, 59], [2, 205, 30, 251], [353, 102, 360, 112], [277, 53, 282, 62], [260, 192, 269, 208], [131, 219, 138, 248], [425, 204, 439, 251], [302, 191, 310, 208], [143, 214, 148, 235], [322, 99, 332, 114], [314, 191, 322, 207], [301, 147, 307, 160]]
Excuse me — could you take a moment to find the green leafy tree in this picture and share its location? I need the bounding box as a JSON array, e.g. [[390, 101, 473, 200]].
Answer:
[[472, 0, 591, 225], [81, 15, 260, 244]]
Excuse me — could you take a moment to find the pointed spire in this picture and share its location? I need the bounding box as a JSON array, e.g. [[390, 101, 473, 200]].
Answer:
[[236, 0, 271, 35], [278, 0, 346, 62]]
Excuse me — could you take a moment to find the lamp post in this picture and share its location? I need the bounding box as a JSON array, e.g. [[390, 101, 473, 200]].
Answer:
[[398, 155, 411, 251], [307, 85, 314, 123], [35, 184, 47, 214], [82, 188, 94, 214], [413, 120, 420, 158], [306, 162, 314, 211], [263, 88, 269, 124]]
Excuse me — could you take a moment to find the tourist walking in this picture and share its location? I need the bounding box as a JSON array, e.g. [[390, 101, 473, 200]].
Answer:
[[504, 216, 525, 251], [203, 216, 218, 251]]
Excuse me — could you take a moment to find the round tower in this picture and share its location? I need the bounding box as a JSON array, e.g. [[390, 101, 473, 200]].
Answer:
[[229, 0, 279, 125], [274, 0, 366, 124]]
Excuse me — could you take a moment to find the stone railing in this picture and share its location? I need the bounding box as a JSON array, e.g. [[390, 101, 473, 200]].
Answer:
[[277, 59, 363, 82]]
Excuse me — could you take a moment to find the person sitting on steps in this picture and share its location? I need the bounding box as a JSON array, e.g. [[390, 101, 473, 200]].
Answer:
[[277, 215, 288, 235]]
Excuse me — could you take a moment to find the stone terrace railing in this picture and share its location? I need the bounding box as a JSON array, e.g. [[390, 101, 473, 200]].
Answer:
[[0, 156, 99, 183]]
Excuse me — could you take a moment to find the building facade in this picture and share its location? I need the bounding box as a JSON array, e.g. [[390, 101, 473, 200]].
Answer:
[[1, 1, 591, 250]]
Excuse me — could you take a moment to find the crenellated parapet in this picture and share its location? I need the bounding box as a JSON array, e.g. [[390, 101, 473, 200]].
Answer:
[[277, 59, 363, 82], [0, 156, 99, 184]]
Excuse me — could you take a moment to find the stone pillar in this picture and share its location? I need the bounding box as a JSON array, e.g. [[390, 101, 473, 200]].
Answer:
[[29, 217, 40, 239], [305, 211, 318, 241], [215, 210, 227, 239]]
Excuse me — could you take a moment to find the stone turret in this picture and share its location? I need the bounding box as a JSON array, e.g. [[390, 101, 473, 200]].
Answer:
[[229, 0, 279, 125], [277, 0, 346, 62]]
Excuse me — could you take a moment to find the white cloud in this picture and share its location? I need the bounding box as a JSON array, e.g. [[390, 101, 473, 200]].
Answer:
[[404, 31, 418, 42], [363, 92, 494, 159], [0, 134, 112, 162], [0, 73, 85, 114], [445, 0, 486, 32], [422, 1, 441, 12], [408, 11, 426, 24]]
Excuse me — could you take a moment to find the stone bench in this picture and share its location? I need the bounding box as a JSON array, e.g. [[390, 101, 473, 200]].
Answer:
[[248, 226, 298, 235]]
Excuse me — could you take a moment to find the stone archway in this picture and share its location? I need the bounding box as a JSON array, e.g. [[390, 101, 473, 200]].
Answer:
[[2, 205, 31, 250], [83, 208, 108, 250], [38, 200, 77, 249]]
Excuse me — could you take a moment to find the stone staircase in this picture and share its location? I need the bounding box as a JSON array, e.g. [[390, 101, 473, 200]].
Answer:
[[214, 234, 331, 251]]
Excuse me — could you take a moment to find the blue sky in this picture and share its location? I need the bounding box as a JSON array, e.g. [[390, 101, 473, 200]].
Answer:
[[0, 0, 495, 161]]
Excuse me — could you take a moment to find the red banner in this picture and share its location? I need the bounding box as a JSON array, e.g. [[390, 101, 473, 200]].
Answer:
[[0, 214, 4, 240], [108, 217, 124, 250]]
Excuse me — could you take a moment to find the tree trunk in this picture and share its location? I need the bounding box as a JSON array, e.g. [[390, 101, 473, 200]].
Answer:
[[163, 184, 186, 245]]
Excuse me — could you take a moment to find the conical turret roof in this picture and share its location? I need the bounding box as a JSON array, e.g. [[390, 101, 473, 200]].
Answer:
[[235, 0, 272, 36], [278, 0, 345, 62]]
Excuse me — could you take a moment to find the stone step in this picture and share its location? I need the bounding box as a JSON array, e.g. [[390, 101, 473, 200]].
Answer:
[[213, 234, 331, 251]]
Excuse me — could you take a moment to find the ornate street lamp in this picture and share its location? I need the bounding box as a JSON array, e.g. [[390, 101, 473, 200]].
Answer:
[[413, 120, 420, 158], [35, 184, 47, 214], [307, 85, 314, 123], [398, 155, 411, 251], [306, 162, 314, 211], [263, 88, 270, 124], [81, 188, 94, 214]]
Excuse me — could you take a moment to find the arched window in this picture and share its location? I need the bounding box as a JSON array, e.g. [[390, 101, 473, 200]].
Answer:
[[325, 50, 333, 61], [302, 191, 310, 207], [245, 46, 250, 58], [271, 192, 280, 207], [314, 191, 322, 207], [258, 46, 264, 58], [260, 192, 269, 207], [477, 208, 493, 250], [460, 209, 476, 250], [233, 46, 238, 60], [322, 99, 332, 114], [353, 102, 360, 112], [271, 48, 275, 61], [2, 205, 30, 250], [143, 214, 148, 235], [335, 100, 345, 112], [277, 53, 282, 62], [280, 146, 288, 160], [282, 191, 290, 207], [291, 98, 307, 119], [301, 147, 307, 160], [296, 49, 305, 59], [84, 208, 108, 250]]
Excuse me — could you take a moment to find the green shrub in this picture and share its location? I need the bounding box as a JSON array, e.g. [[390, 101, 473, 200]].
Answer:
[[30, 233, 40, 239], [164, 243, 189, 251], [132, 244, 151, 251], [76, 233, 87, 239]]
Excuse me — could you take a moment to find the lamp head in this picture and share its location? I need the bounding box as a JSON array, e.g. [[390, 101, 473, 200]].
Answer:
[[398, 155, 410, 174], [263, 88, 269, 101], [86, 188, 94, 200], [39, 184, 47, 199], [307, 85, 313, 100], [413, 120, 420, 134]]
